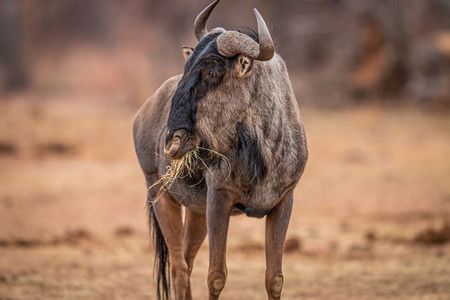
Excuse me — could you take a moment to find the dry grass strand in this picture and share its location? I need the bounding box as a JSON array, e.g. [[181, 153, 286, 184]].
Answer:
[[148, 147, 230, 206]]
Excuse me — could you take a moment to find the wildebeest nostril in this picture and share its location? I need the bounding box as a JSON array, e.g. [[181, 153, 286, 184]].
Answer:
[[173, 131, 183, 139], [164, 136, 181, 159]]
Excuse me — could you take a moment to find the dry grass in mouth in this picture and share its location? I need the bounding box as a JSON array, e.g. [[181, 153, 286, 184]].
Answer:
[[148, 147, 230, 205]]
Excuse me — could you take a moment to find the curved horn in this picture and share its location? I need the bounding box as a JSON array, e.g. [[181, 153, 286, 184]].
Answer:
[[254, 9, 274, 61], [216, 9, 274, 61], [194, 0, 220, 41]]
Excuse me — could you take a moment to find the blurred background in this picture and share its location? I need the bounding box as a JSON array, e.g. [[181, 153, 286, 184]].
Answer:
[[0, 0, 449, 299], [1, 0, 450, 105]]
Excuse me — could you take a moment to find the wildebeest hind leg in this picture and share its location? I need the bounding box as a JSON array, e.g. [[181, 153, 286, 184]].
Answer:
[[182, 208, 207, 299], [265, 193, 293, 300], [153, 194, 189, 299]]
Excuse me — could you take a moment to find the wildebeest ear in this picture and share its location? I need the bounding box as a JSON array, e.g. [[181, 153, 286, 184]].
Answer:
[[235, 55, 253, 78], [182, 46, 194, 61]]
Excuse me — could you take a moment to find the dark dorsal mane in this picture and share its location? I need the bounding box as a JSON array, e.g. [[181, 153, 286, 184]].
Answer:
[[237, 27, 258, 43]]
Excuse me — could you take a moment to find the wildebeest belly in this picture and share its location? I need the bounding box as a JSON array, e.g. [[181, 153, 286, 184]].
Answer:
[[168, 183, 249, 216], [168, 178, 291, 218]]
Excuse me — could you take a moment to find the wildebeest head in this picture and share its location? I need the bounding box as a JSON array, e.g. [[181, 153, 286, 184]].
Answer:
[[164, 0, 274, 159]]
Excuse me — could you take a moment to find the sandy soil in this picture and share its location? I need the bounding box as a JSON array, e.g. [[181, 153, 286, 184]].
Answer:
[[0, 95, 449, 299]]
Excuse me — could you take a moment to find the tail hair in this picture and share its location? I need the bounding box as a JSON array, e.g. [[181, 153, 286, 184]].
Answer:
[[149, 203, 171, 300]]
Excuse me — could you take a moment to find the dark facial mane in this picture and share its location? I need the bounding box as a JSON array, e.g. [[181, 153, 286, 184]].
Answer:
[[166, 28, 259, 140], [167, 32, 226, 138]]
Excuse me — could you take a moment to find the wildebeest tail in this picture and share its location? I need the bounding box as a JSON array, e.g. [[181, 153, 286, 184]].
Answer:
[[148, 201, 171, 300]]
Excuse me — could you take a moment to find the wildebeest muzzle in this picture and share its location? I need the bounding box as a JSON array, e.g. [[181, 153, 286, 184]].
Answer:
[[164, 129, 198, 160]]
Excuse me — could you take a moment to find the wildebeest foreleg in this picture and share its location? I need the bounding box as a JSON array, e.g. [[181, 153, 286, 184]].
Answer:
[[206, 188, 234, 299], [265, 193, 293, 300], [182, 208, 207, 300], [153, 194, 189, 300]]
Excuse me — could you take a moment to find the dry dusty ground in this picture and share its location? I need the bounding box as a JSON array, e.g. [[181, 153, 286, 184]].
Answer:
[[0, 94, 449, 299]]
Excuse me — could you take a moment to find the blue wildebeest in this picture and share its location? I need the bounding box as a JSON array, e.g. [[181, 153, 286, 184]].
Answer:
[[133, 0, 308, 299]]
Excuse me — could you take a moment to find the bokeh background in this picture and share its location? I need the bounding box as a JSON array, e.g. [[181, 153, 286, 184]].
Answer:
[[1, 0, 449, 299]]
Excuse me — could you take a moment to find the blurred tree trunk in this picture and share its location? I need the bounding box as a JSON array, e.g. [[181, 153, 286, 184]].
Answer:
[[348, 0, 410, 99], [380, 0, 409, 97], [0, 0, 27, 91]]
